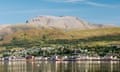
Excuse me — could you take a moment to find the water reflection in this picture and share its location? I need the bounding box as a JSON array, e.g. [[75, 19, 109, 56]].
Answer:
[[0, 61, 120, 72]]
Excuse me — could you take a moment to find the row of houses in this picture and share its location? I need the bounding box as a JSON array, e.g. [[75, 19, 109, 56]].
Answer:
[[1, 54, 119, 61]]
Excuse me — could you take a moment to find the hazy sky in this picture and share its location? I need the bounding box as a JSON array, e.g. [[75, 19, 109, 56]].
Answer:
[[0, 0, 120, 26]]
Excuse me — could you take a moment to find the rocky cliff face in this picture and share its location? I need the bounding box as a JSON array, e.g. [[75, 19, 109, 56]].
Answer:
[[26, 16, 112, 30]]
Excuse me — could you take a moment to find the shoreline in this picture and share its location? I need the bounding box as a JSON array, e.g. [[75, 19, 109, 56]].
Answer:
[[0, 58, 120, 61]]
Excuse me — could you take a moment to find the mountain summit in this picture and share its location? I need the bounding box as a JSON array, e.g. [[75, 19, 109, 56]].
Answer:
[[26, 16, 114, 30]]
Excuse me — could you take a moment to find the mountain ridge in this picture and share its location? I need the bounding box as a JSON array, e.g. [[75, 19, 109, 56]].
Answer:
[[26, 16, 115, 30]]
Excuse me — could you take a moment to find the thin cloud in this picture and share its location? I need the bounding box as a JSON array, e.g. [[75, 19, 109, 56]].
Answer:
[[63, 0, 86, 2], [85, 1, 115, 8], [47, 0, 85, 3], [47, 0, 117, 8]]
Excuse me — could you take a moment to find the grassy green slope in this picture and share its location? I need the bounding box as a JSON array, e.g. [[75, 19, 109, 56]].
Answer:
[[0, 27, 120, 46]]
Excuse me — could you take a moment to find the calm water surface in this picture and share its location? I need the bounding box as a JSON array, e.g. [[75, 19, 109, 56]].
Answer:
[[0, 61, 120, 72]]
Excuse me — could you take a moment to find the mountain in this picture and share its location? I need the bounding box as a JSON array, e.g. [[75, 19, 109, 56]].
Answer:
[[0, 16, 118, 44], [26, 16, 114, 30]]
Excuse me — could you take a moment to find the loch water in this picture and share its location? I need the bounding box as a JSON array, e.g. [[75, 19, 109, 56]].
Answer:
[[0, 61, 120, 72]]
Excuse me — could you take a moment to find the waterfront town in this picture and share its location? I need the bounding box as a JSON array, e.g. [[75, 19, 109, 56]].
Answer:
[[0, 45, 120, 61]]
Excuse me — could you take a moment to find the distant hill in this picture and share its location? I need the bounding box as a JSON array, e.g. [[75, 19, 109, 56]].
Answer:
[[0, 24, 10, 30]]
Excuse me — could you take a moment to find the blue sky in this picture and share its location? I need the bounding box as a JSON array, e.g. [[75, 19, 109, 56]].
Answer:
[[0, 0, 120, 26]]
